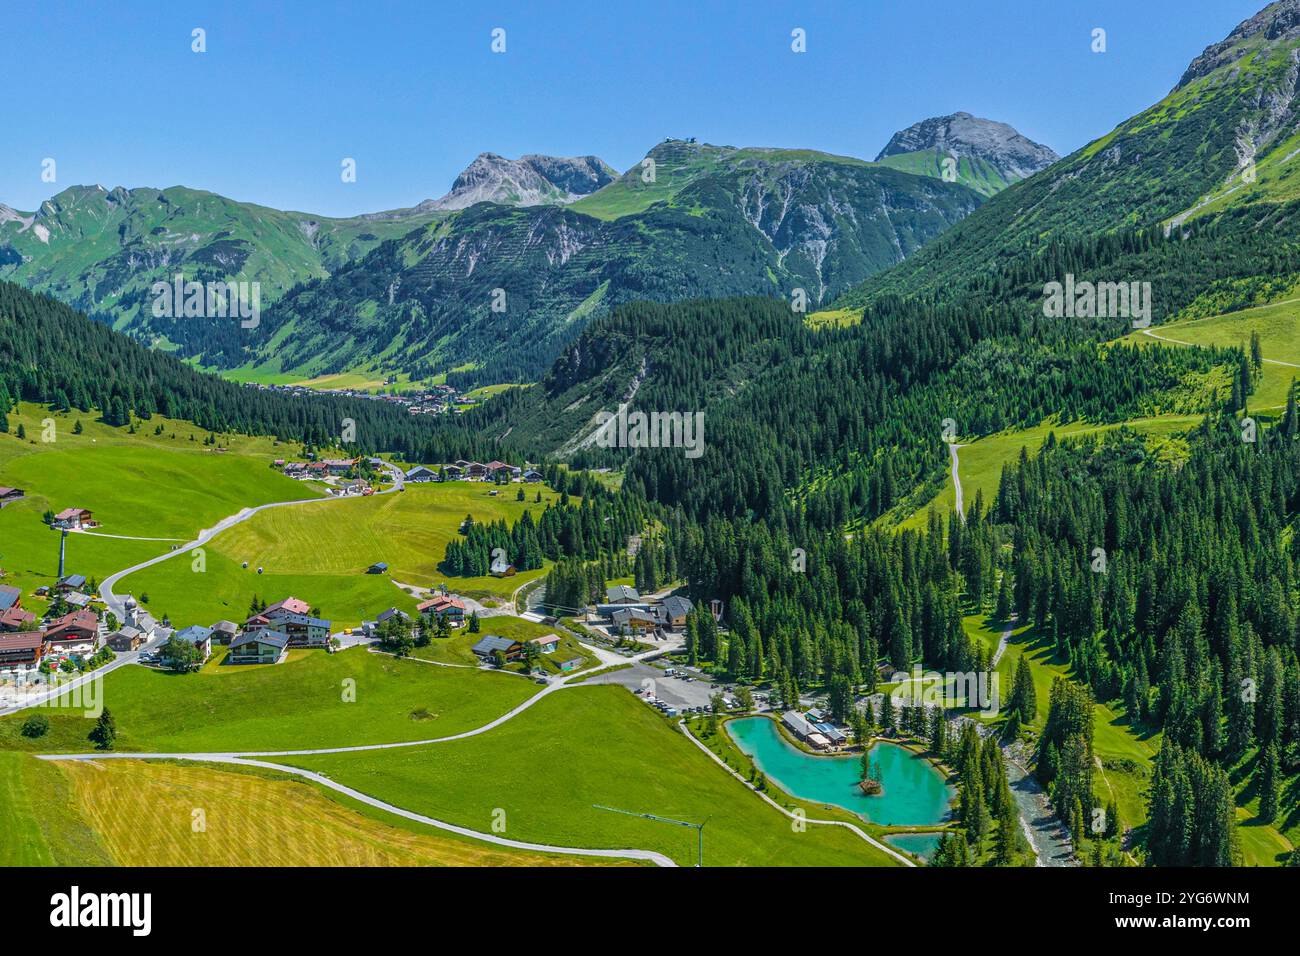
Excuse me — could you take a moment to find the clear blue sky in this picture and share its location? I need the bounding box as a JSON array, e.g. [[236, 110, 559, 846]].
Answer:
[[1, 0, 1267, 217]]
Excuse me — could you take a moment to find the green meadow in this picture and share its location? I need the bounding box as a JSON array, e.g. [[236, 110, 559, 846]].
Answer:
[[0, 645, 534, 754], [289, 685, 902, 867], [895, 416, 1198, 532], [0, 752, 112, 866], [0, 402, 317, 596], [119, 479, 563, 628], [1118, 296, 1300, 411]]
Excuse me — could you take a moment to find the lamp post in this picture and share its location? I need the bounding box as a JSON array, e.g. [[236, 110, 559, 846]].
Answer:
[[50, 524, 69, 578], [593, 804, 706, 867]]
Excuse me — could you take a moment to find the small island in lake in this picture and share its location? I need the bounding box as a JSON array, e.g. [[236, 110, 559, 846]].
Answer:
[[859, 747, 884, 795]]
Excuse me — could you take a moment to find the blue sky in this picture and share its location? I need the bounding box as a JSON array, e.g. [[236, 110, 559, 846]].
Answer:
[[1, 0, 1268, 217]]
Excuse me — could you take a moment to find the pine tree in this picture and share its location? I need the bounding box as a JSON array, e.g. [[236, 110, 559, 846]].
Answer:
[[1258, 744, 1279, 825]]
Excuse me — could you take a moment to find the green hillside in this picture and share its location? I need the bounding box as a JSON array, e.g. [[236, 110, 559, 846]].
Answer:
[[290, 686, 903, 867], [0, 185, 440, 348], [876, 150, 1016, 197]]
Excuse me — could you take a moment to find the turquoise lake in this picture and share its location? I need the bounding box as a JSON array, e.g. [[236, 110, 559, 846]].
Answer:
[[885, 831, 944, 860], [727, 716, 954, 827]]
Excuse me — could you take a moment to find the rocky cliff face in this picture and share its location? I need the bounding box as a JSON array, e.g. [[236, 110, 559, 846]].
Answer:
[[427, 153, 616, 210], [1177, 0, 1300, 89], [875, 112, 1059, 183]]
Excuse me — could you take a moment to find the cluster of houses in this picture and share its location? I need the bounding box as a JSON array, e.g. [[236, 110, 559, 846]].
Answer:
[[226, 596, 333, 665], [404, 460, 542, 483], [0, 580, 140, 677], [0, 579, 336, 676], [595, 586, 694, 639], [275, 457, 377, 496], [248, 382, 463, 416], [359, 591, 466, 637], [782, 708, 850, 750]]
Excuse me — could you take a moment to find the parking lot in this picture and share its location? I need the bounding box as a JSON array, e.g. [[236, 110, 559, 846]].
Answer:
[[581, 661, 739, 713]]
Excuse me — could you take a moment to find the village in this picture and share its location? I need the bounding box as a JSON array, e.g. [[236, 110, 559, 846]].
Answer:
[[248, 381, 473, 416]]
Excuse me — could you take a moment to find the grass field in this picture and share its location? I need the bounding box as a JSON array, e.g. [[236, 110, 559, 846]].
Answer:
[[0, 752, 113, 865], [805, 308, 863, 329], [411, 615, 590, 673], [0, 402, 319, 597], [1117, 297, 1300, 411], [288, 685, 901, 867], [116, 479, 565, 628], [55, 759, 598, 866], [0, 645, 535, 754]]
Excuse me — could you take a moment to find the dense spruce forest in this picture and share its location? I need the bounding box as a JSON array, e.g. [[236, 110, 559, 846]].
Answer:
[[0, 281, 503, 462], [440, 471, 644, 578]]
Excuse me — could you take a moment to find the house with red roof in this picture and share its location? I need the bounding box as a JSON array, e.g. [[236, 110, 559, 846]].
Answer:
[[0, 606, 37, 632], [263, 597, 311, 617], [0, 631, 45, 672], [44, 609, 99, 654], [417, 594, 466, 626], [52, 508, 97, 530]]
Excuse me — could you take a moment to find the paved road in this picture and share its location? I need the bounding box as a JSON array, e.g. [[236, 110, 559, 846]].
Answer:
[[948, 441, 965, 523], [0, 619, 168, 717]]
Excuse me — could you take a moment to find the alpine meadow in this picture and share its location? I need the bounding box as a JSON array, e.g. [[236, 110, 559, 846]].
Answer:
[[1, 0, 1295, 940]]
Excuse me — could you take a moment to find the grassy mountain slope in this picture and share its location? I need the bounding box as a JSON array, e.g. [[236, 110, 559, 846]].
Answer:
[[875, 150, 1018, 197], [838, 0, 1300, 311], [0, 184, 440, 346]]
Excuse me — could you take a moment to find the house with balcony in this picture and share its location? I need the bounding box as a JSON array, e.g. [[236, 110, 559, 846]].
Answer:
[[229, 629, 289, 665]]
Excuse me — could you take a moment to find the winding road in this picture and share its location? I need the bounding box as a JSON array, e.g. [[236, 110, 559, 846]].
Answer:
[[98, 461, 405, 620], [948, 441, 965, 523], [28, 459, 911, 867]]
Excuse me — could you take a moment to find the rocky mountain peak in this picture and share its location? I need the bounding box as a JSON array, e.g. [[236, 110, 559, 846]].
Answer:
[[1176, 0, 1300, 90], [428, 152, 616, 211], [875, 112, 1059, 183]]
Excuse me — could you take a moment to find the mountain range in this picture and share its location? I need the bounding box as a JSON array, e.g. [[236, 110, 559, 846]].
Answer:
[[453, 0, 1300, 459], [0, 116, 1054, 387], [841, 0, 1300, 312]]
